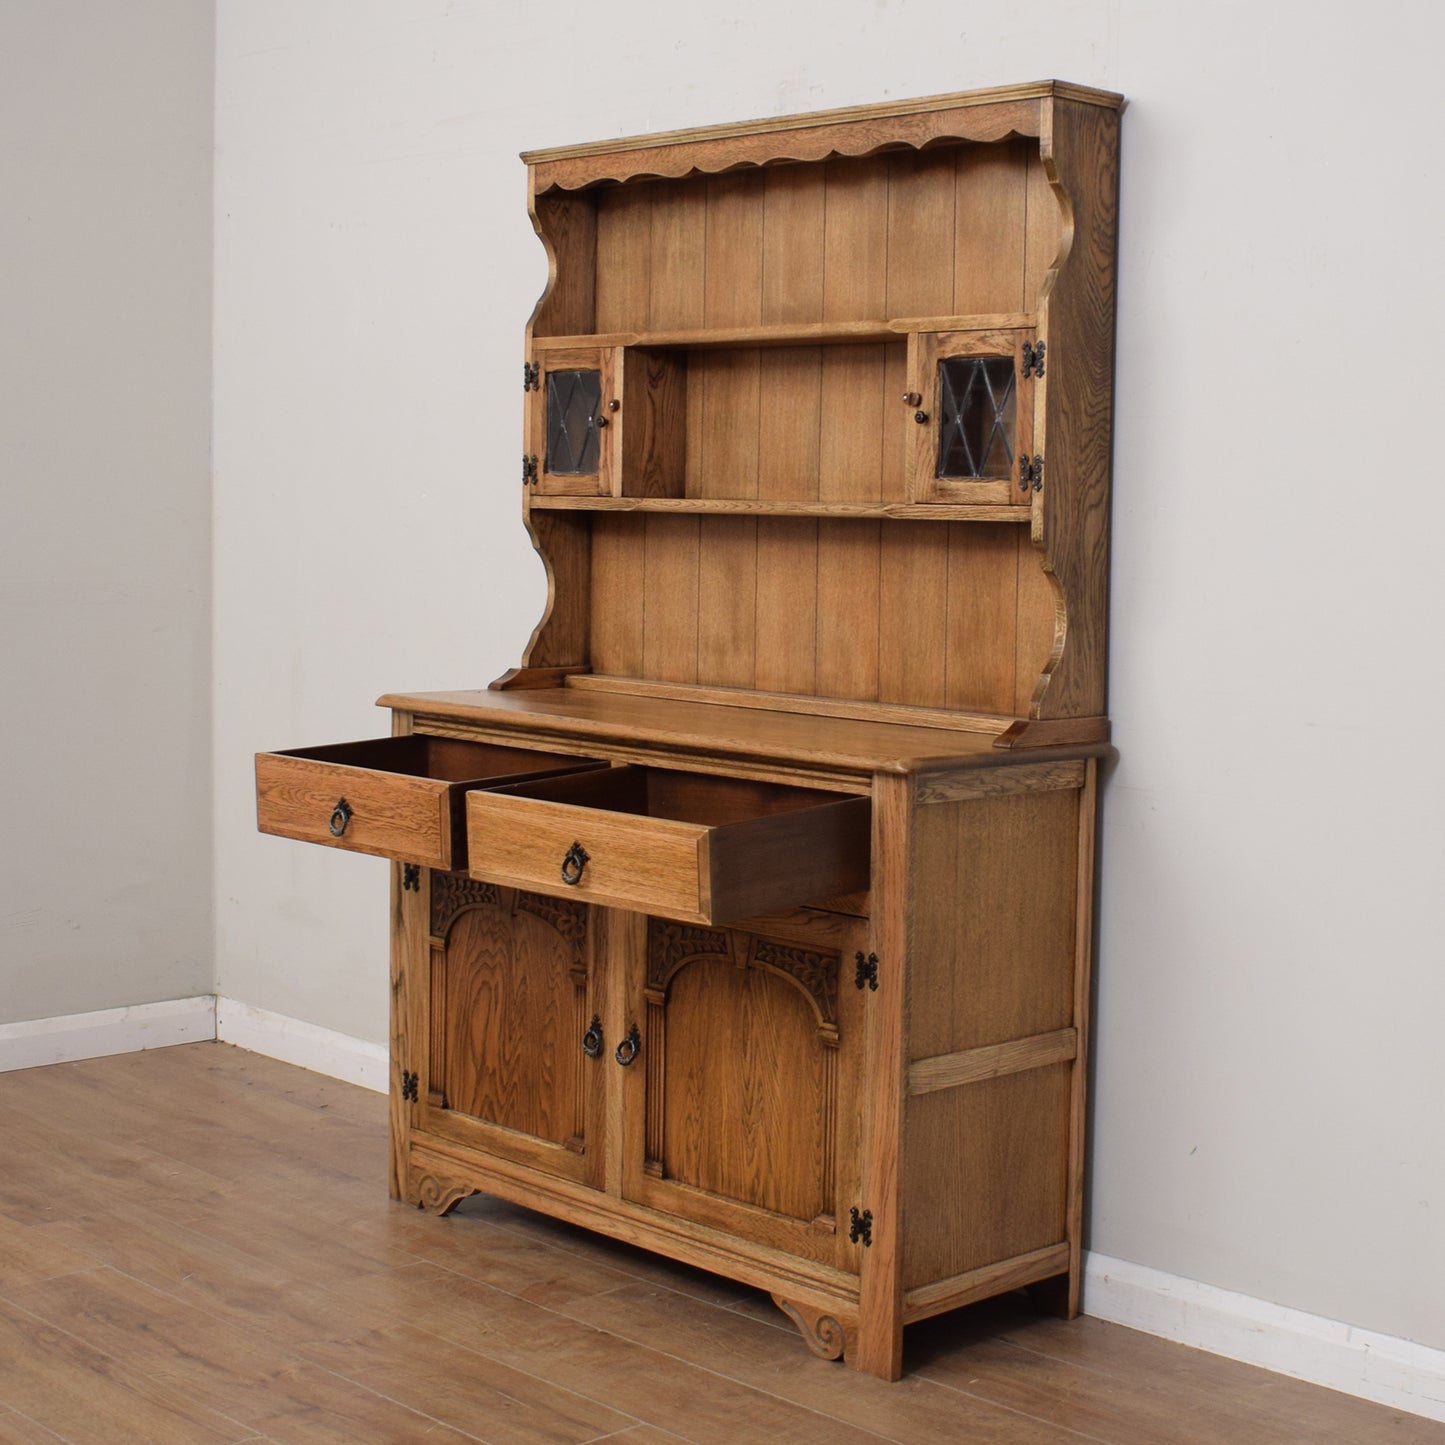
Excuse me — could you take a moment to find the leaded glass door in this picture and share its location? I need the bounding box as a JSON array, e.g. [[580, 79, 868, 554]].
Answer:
[[906, 330, 1038, 506], [526, 346, 620, 497]]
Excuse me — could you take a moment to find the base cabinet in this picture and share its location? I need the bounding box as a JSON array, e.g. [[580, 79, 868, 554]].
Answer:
[[384, 749, 1097, 1378]]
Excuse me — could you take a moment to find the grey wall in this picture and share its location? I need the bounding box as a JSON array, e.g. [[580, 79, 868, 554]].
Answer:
[[0, 0, 215, 1022], [209, 0, 1441, 1357]]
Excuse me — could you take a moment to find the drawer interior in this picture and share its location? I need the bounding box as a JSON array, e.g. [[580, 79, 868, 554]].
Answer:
[[488, 765, 848, 825], [271, 735, 596, 782]]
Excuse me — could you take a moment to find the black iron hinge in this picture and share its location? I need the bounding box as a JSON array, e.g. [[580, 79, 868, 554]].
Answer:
[[402, 863, 420, 892], [849, 1207, 873, 1247], [522, 454, 538, 486], [401, 1071, 419, 1103], [1018, 454, 1044, 492], [1021, 340, 1046, 378], [523, 360, 540, 391], [854, 951, 879, 991]]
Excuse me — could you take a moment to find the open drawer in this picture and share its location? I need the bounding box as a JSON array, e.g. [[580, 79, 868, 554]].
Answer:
[[464, 765, 870, 926], [256, 737, 604, 870]]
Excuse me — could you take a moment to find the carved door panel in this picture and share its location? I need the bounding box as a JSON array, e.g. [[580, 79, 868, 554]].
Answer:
[[419, 872, 604, 1189], [622, 908, 868, 1273]]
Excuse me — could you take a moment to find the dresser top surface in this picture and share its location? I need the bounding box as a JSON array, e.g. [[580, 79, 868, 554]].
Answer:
[[378, 686, 1107, 781]]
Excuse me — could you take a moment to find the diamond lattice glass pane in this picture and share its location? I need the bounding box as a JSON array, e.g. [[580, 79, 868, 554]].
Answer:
[[546, 369, 602, 475], [936, 356, 1017, 480]]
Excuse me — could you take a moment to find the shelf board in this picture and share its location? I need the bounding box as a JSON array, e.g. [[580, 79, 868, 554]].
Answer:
[[528, 496, 1031, 523], [530, 314, 1035, 353]]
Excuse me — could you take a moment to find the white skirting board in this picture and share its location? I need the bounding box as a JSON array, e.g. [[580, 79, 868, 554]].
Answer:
[[0, 995, 217, 1072], [214, 995, 388, 1093], [0, 994, 387, 1093], [1084, 1253, 1445, 1424]]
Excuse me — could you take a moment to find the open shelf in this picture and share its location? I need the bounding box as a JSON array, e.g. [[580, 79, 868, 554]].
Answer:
[[527, 496, 1032, 522], [530, 313, 1037, 353]]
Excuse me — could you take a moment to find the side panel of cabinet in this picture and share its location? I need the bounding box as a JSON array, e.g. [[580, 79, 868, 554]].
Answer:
[[620, 907, 867, 1274], [900, 766, 1090, 1297], [415, 872, 604, 1192]]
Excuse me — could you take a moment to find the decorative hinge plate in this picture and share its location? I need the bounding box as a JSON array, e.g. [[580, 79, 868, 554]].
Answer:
[[854, 951, 879, 991], [1021, 340, 1046, 378], [523, 361, 540, 391], [849, 1206, 873, 1247], [1019, 454, 1044, 492], [522, 454, 538, 486], [401, 1071, 419, 1103], [402, 863, 420, 892]]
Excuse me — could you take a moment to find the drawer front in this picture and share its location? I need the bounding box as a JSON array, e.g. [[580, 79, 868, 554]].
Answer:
[[466, 791, 708, 919], [465, 770, 871, 926], [256, 738, 603, 870], [258, 752, 457, 868]]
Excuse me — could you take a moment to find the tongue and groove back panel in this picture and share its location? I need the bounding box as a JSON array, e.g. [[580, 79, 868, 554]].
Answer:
[[589, 515, 1053, 718]]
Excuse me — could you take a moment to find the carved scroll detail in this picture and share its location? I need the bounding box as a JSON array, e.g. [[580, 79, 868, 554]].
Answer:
[[416, 1174, 475, 1217], [430, 875, 588, 949], [515, 890, 588, 946], [647, 920, 733, 994], [646, 920, 840, 1033], [749, 938, 839, 1029], [430, 872, 500, 936], [770, 1294, 848, 1361]]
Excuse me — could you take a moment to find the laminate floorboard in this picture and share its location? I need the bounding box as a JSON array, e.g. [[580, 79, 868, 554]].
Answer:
[[0, 1043, 1436, 1444]]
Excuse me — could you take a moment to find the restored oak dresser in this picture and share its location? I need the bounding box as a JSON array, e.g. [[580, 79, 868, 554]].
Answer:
[[256, 80, 1122, 1379]]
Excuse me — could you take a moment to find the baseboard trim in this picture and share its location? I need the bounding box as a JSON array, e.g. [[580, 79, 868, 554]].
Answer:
[[0, 996, 217, 1073], [1084, 1253, 1445, 1424], [214, 996, 388, 1093]]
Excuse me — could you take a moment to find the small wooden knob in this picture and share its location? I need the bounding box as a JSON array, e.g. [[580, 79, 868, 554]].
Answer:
[[607, 399, 620, 411], [902, 392, 922, 407]]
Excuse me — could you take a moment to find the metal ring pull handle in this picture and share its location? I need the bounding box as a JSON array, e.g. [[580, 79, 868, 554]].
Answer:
[[328, 798, 353, 837], [614, 1023, 641, 1067], [581, 1014, 603, 1058], [560, 841, 590, 886]]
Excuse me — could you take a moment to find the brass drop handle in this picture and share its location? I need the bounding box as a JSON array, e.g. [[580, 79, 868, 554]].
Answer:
[[560, 841, 590, 885], [328, 799, 353, 837], [581, 1014, 603, 1058], [614, 1022, 641, 1067]]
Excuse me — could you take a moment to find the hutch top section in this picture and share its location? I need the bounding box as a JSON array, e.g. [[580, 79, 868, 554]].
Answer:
[[509, 82, 1121, 752]]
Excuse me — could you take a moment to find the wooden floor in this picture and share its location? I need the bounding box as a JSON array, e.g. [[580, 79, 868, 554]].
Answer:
[[0, 1045, 1438, 1444]]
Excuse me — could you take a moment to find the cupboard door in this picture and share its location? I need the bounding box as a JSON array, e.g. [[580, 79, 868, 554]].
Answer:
[[622, 907, 867, 1273], [527, 347, 621, 497], [906, 329, 1038, 506], [418, 873, 604, 1189]]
